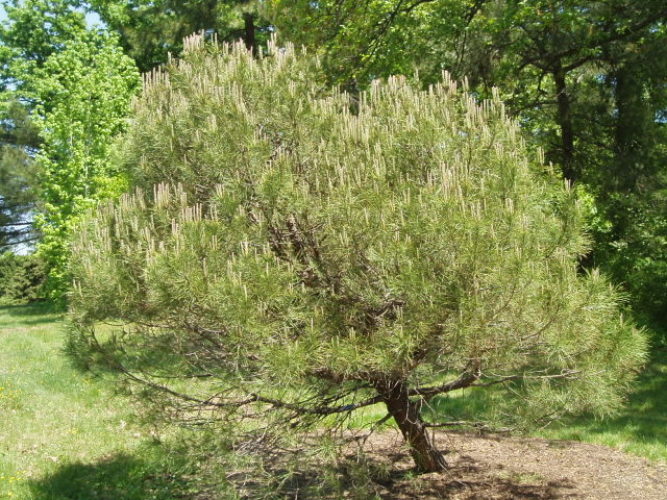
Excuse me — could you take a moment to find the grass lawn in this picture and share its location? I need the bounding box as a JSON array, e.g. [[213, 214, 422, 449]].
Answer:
[[0, 303, 665, 499], [0, 303, 204, 500]]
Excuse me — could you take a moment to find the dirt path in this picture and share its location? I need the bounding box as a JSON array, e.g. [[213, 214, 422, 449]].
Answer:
[[355, 430, 667, 499]]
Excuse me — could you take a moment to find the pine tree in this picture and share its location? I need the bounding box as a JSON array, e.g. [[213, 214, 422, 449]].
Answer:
[[69, 38, 646, 473], [0, 100, 40, 250]]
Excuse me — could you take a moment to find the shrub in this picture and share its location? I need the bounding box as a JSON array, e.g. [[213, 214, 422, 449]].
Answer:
[[69, 37, 646, 473]]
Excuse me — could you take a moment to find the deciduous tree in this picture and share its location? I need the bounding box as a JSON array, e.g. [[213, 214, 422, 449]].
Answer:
[[89, 0, 270, 71], [0, 0, 140, 296], [31, 31, 139, 295]]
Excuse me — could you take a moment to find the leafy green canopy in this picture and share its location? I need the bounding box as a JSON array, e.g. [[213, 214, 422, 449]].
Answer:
[[31, 30, 140, 295], [70, 39, 645, 469], [0, 0, 86, 252], [89, 0, 270, 72], [267, 0, 667, 327]]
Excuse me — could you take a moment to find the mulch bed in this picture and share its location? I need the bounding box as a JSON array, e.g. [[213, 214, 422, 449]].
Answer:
[[352, 430, 667, 499]]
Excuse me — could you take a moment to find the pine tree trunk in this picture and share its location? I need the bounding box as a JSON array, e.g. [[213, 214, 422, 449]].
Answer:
[[381, 382, 447, 473]]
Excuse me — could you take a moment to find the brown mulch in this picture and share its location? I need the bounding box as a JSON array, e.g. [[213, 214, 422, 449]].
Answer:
[[350, 430, 667, 499]]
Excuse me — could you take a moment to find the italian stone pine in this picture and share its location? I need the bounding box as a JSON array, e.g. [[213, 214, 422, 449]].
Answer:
[[69, 37, 646, 473]]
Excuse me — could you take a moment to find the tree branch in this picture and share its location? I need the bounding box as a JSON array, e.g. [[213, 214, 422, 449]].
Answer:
[[116, 361, 384, 416], [409, 369, 480, 398], [423, 420, 512, 432]]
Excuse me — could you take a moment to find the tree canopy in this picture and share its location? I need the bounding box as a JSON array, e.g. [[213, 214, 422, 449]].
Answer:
[[0, 0, 140, 295], [1, 0, 663, 325], [89, 0, 270, 71], [31, 30, 139, 294]]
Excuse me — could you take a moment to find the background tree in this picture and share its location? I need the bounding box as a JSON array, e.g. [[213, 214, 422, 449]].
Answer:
[[0, 0, 88, 87], [0, 0, 87, 251], [0, 99, 40, 250], [0, 0, 140, 297], [0, 251, 46, 303], [88, 0, 270, 71], [69, 40, 646, 474], [31, 31, 140, 295]]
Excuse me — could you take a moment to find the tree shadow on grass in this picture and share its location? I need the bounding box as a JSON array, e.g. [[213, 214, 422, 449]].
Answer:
[[27, 434, 579, 500], [565, 348, 667, 446], [0, 303, 63, 327], [251, 443, 575, 499], [28, 453, 190, 500]]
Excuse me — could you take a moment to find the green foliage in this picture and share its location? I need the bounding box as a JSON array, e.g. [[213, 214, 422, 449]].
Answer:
[[0, 252, 46, 303], [0, 0, 88, 90], [0, 0, 140, 298], [265, 0, 469, 87], [535, 346, 667, 462], [267, 0, 667, 326], [69, 40, 646, 470], [592, 191, 667, 328], [89, 0, 270, 71], [0, 1, 80, 252], [30, 30, 140, 297]]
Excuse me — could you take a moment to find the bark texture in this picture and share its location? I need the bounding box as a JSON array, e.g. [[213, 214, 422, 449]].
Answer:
[[381, 382, 447, 473]]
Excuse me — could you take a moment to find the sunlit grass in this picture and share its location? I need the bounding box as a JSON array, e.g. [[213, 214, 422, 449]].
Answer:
[[0, 304, 253, 499], [533, 345, 667, 462], [0, 304, 146, 499]]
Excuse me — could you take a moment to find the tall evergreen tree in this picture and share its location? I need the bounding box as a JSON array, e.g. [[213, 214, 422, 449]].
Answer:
[[0, 100, 40, 250]]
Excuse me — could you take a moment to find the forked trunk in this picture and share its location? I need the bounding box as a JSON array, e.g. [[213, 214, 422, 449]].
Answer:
[[381, 382, 447, 473]]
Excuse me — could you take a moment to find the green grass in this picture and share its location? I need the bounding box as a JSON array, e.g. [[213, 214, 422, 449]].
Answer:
[[368, 346, 667, 464], [0, 304, 208, 500], [344, 335, 667, 465], [0, 303, 128, 498], [416, 338, 667, 463], [533, 346, 667, 462]]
